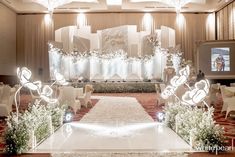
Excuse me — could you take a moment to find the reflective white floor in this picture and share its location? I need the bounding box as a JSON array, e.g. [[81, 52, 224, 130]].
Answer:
[[32, 96, 191, 153]]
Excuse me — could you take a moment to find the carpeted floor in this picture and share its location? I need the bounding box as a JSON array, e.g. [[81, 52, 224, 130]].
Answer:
[[0, 92, 235, 154]]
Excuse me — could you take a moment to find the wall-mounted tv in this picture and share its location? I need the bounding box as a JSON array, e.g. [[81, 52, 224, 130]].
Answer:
[[211, 47, 230, 72]]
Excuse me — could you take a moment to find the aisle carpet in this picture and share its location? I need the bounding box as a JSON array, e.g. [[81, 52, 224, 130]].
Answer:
[[0, 93, 235, 152]]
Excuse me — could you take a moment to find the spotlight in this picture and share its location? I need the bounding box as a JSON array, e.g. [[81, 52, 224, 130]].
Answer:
[[157, 112, 165, 122], [64, 112, 74, 123]]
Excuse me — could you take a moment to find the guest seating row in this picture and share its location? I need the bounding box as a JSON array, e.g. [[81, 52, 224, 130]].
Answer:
[[58, 85, 93, 114], [220, 85, 235, 119]]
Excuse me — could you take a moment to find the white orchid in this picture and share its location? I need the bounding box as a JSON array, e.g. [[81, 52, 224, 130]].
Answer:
[[17, 67, 42, 91], [40, 85, 57, 103], [54, 71, 68, 85]]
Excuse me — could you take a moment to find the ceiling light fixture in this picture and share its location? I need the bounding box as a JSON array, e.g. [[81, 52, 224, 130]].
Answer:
[[106, 0, 122, 5], [165, 0, 192, 14], [130, 0, 195, 13]]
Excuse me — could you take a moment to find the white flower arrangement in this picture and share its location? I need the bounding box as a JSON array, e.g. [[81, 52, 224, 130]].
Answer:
[[4, 102, 65, 155], [164, 104, 225, 152]]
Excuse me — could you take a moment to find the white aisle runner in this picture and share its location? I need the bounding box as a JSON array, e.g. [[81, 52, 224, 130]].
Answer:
[[32, 96, 191, 156]]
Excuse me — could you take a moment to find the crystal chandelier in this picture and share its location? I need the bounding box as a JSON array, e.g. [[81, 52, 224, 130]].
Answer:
[[130, 0, 194, 13], [23, 0, 98, 13], [164, 0, 192, 13]]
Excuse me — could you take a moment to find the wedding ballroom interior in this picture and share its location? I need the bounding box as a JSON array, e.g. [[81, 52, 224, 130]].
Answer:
[[0, 0, 235, 156]]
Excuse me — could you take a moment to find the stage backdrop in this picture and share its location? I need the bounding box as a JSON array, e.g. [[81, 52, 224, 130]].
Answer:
[[17, 12, 215, 81], [54, 25, 175, 57]]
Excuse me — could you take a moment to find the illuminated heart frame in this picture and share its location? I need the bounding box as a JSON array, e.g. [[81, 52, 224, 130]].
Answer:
[[161, 65, 190, 99], [181, 79, 210, 107], [161, 65, 210, 108]]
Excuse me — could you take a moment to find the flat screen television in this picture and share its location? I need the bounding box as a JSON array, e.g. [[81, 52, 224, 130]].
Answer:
[[211, 47, 230, 72]]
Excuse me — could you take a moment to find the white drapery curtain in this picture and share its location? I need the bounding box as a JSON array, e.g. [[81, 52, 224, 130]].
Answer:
[[49, 49, 174, 80]]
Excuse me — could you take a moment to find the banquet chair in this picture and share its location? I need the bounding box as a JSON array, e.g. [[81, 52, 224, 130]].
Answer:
[[225, 97, 235, 119], [0, 85, 15, 117], [59, 86, 81, 114], [77, 85, 93, 108], [230, 83, 235, 87], [78, 91, 92, 108], [197, 95, 211, 108], [220, 86, 234, 113], [74, 87, 84, 98], [210, 83, 220, 105], [208, 83, 220, 104]]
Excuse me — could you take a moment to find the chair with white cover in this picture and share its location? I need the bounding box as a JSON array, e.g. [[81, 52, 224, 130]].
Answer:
[[0, 85, 15, 117], [59, 86, 81, 114], [74, 87, 84, 99], [78, 91, 92, 108], [224, 97, 235, 119], [220, 86, 234, 113], [230, 83, 235, 87], [210, 83, 220, 105], [78, 84, 93, 108]]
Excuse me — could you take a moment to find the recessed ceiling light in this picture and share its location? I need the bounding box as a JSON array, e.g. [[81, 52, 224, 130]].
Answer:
[[106, 0, 122, 6]]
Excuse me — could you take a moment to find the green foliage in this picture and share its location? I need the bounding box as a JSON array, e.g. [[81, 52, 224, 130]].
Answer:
[[72, 82, 156, 93]]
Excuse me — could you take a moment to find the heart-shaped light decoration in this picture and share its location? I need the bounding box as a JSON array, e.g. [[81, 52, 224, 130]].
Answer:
[[182, 79, 210, 105], [17, 67, 32, 85], [41, 85, 53, 97], [25, 81, 42, 91], [195, 79, 210, 93]]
